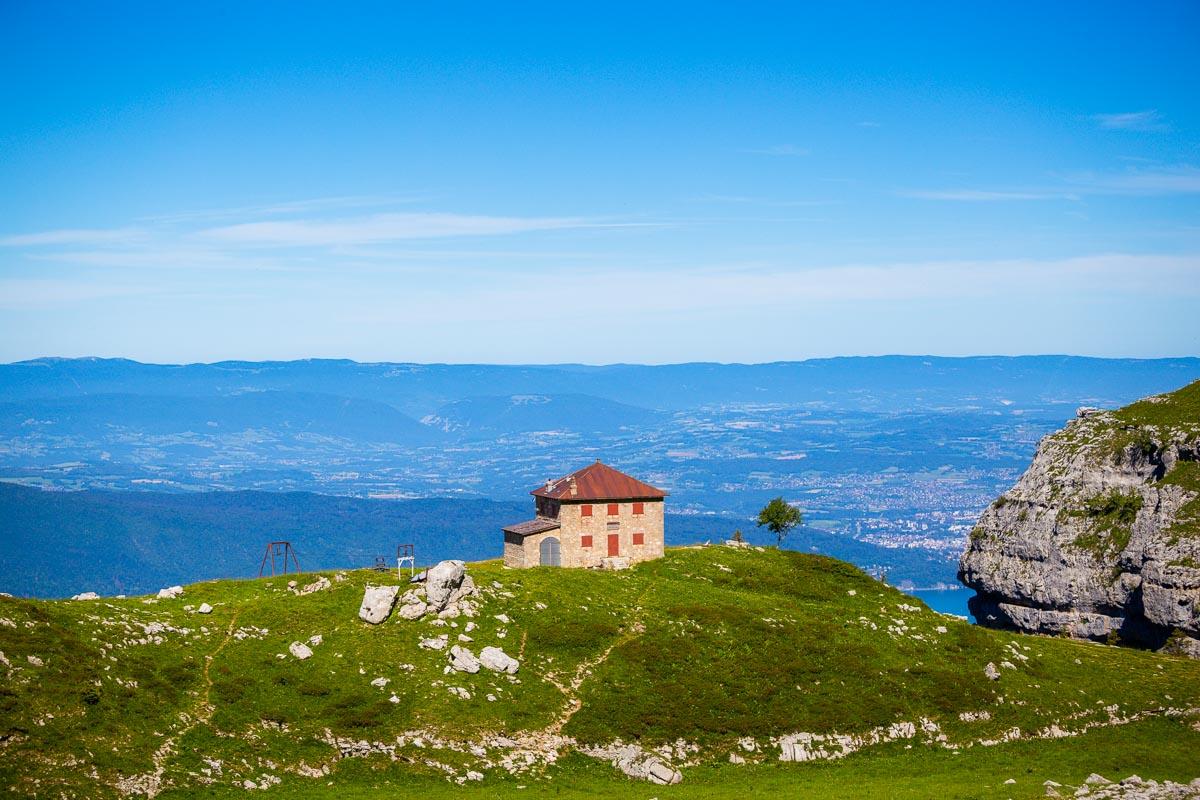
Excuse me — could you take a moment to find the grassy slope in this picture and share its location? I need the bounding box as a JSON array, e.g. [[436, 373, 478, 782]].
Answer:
[[2, 547, 1199, 798]]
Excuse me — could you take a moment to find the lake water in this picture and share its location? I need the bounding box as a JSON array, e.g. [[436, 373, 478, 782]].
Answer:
[[903, 588, 974, 621]]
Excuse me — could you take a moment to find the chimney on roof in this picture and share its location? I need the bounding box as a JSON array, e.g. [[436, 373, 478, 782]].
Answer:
[[545, 479, 554, 491], [569, 476, 577, 496]]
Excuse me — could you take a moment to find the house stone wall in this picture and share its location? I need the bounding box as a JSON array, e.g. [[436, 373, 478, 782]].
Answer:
[[557, 499, 665, 567], [506, 499, 665, 569]]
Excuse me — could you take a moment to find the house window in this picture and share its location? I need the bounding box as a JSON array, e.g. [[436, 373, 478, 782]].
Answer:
[[581, 535, 593, 548], [607, 503, 619, 516], [633, 532, 645, 546], [581, 504, 592, 517], [607, 521, 619, 531], [633, 502, 644, 515]]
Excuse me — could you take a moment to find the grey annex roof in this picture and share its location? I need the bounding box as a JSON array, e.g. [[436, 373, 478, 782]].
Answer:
[[502, 517, 562, 536]]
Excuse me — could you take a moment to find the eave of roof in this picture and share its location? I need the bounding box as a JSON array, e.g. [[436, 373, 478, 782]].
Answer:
[[502, 517, 562, 536]]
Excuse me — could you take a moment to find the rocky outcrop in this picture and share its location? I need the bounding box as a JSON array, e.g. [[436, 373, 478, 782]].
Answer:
[[959, 383, 1200, 655]]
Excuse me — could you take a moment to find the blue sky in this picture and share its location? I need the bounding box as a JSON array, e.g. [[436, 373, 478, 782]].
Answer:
[[1, 1, 1198, 363]]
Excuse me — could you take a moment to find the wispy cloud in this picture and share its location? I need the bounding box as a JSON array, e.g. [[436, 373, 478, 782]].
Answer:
[[0, 227, 148, 247], [900, 189, 1079, 202], [743, 144, 810, 157], [1064, 164, 1200, 195], [1092, 110, 1168, 131], [140, 195, 428, 224], [903, 165, 1200, 202], [196, 212, 594, 246], [690, 193, 837, 208]]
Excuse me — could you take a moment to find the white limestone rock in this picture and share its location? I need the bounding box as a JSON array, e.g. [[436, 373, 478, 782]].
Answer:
[[425, 560, 466, 612], [479, 646, 519, 674], [398, 601, 428, 620], [582, 743, 682, 785], [449, 645, 481, 673], [288, 642, 313, 660], [297, 576, 331, 595], [157, 586, 184, 599], [358, 585, 400, 624], [959, 398, 1200, 656], [197, 603, 213, 614], [71, 592, 99, 600]]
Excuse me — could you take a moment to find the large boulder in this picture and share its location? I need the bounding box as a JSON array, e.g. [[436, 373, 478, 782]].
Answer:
[[157, 586, 183, 599], [479, 646, 519, 674], [425, 560, 466, 612], [358, 585, 400, 624], [449, 645, 481, 673]]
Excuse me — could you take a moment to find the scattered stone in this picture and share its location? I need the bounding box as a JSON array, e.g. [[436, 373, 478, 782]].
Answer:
[[984, 662, 1001, 681], [479, 646, 519, 674], [71, 592, 99, 600], [27, 655, 44, 667], [370, 677, 389, 688], [358, 585, 400, 624], [157, 586, 183, 599], [448, 686, 471, 699], [494, 613, 511, 624], [197, 603, 213, 614], [449, 645, 481, 674], [420, 636, 449, 650], [1085, 774, 1110, 786], [288, 642, 313, 660], [297, 576, 331, 595], [308, 634, 323, 646]]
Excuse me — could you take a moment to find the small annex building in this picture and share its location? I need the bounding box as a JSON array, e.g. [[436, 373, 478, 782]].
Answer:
[[502, 460, 667, 569]]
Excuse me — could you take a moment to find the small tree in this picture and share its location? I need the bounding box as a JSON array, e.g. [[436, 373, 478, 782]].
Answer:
[[756, 497, 802, 548], [731, 529, 744, 543]]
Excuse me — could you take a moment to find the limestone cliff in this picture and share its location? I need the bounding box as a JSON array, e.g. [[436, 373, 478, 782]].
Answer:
[[959, 380, 1200, 656]]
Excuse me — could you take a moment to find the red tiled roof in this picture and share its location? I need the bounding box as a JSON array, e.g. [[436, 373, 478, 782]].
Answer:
[[531, 460, 667, 502], [502, 518, 561, 536]]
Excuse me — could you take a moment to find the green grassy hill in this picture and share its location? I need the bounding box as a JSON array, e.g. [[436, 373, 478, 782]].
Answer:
[[2, 547, 1199, 799]]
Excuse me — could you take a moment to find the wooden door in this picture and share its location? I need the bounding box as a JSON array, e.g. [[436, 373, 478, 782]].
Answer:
[[607, 533, 620, 557], [539, 537, 561, 567]]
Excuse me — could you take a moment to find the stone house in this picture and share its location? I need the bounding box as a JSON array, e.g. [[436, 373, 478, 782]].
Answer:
[[502, 461, 667, 569]]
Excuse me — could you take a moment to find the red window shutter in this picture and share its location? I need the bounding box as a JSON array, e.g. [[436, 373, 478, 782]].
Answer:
[[581, 535, 593, 548], [633, 502, 644, 515], [607, 503, 619, 516], [581, 504, 592, 517], [633, 532, 645, 545]]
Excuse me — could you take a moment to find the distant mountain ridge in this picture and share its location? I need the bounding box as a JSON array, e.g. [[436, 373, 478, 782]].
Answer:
[[0, 390, 438, 444], [6, 355, 1199, 416]]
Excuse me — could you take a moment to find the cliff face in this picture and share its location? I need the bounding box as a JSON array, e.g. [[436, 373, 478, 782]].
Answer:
[[959, 381, 1200, 657]]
